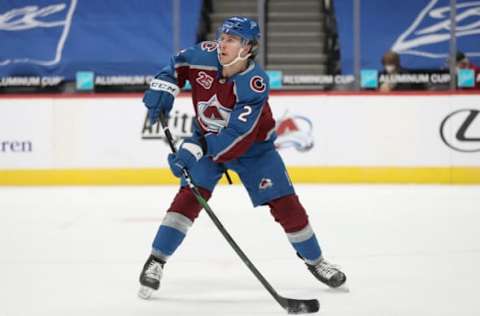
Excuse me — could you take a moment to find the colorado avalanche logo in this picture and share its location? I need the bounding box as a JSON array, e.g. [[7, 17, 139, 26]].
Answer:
[[259, 178, 273, 190], [250, 76, 266, 93], [197, 94, 231, 133], [200, 41, 218, 52], [274, 112, 314, 152]]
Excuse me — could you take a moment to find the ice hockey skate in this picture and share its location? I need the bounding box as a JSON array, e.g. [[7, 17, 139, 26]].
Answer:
[[300, 254, 346, 288], [138, 254, 165, 299]]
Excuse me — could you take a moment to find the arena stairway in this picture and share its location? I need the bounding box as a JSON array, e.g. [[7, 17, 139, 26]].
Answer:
[[207, 0, 329, 76]]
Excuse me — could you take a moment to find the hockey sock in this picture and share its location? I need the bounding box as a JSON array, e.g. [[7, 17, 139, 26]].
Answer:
[[286, 224, 322, 265], [268, 195, 322, 265], [151, 212, 193, 261]]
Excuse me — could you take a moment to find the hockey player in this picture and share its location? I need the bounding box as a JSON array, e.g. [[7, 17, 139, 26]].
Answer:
[[138, 16, 346, 299]]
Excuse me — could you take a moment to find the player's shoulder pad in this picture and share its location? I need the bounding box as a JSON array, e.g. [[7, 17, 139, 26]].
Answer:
[[182, 41, 219, 68], [232, 62, 269, 104]]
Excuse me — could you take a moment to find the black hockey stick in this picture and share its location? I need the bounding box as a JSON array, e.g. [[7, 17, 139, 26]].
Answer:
[[159, 114, 319, 314]]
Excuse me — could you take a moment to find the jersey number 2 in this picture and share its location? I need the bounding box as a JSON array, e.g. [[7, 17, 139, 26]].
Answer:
[[238, 106, 252, 122]]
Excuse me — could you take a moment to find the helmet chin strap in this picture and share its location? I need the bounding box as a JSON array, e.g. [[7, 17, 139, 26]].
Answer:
[[219, 47, 251, 67]]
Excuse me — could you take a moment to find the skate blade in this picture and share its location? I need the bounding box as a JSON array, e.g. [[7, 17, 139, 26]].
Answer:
[[138, 286, 154, 299]]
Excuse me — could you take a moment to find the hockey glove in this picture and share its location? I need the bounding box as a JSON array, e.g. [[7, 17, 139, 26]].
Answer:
[[142, 78, 180, 125], [168, 137, 207, 177]]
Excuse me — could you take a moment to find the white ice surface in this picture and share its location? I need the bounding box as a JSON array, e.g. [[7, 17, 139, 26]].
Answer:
[[1, 184, 479, 316]]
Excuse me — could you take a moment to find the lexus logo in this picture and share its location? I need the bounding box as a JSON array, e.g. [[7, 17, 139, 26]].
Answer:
[[440, 109, 480, 153]]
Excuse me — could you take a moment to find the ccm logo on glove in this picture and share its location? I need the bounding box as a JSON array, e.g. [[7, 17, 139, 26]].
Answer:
[[150, 79, 180, 96]]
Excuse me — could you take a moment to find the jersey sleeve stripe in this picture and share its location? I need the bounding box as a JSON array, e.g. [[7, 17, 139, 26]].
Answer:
[[264, 126, 276, 141], [232, 81, 239, 103], [175, 63, 218, 72], [175, 62, 189, 68], [190, 65, 219, 71]]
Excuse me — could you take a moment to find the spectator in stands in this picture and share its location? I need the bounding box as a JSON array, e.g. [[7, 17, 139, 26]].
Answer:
[[456, 51, 480, 89], [379, 50, 414, 91]]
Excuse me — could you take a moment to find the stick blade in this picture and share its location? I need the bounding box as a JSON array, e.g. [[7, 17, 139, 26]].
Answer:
[[283, 298, 319, 314]]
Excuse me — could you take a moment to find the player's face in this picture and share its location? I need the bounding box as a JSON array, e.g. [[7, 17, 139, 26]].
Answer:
[[217, 33, 245, 64]]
